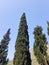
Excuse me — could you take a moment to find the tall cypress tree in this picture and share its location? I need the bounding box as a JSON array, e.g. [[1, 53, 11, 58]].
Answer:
[[33, 26, 48, 65], [13, 13, 31, 65], [0, 29, 10, 65]]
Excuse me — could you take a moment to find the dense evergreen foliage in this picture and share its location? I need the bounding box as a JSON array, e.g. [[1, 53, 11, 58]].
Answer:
[[0, 29, 10, 65], [13, 13, 31, 65], [33, 26, 49, 65]]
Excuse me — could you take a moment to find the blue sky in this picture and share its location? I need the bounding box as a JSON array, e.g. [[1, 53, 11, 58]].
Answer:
[[0, 0, 49, 60]]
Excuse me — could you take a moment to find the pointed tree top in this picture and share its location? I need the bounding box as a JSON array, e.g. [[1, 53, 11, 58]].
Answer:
[[21, 12, 26, 20], [7, 28, 10, 34], [22, 12, 25, 17]]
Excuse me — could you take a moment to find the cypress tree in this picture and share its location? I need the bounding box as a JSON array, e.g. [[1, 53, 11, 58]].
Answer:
[[33, 26, 48, 65], [0, 29, 10, 65], [13, 13, 31, 65]]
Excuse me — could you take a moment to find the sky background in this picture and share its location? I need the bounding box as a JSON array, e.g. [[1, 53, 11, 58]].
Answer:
[[0, 0, 49, 60]]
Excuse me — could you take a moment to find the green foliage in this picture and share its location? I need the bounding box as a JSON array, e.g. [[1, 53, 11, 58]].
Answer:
[[0, 29, 10, 65], [13, 13, 31, 65], [47, 21, 49, 64], [33, 26, 48, 65]]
